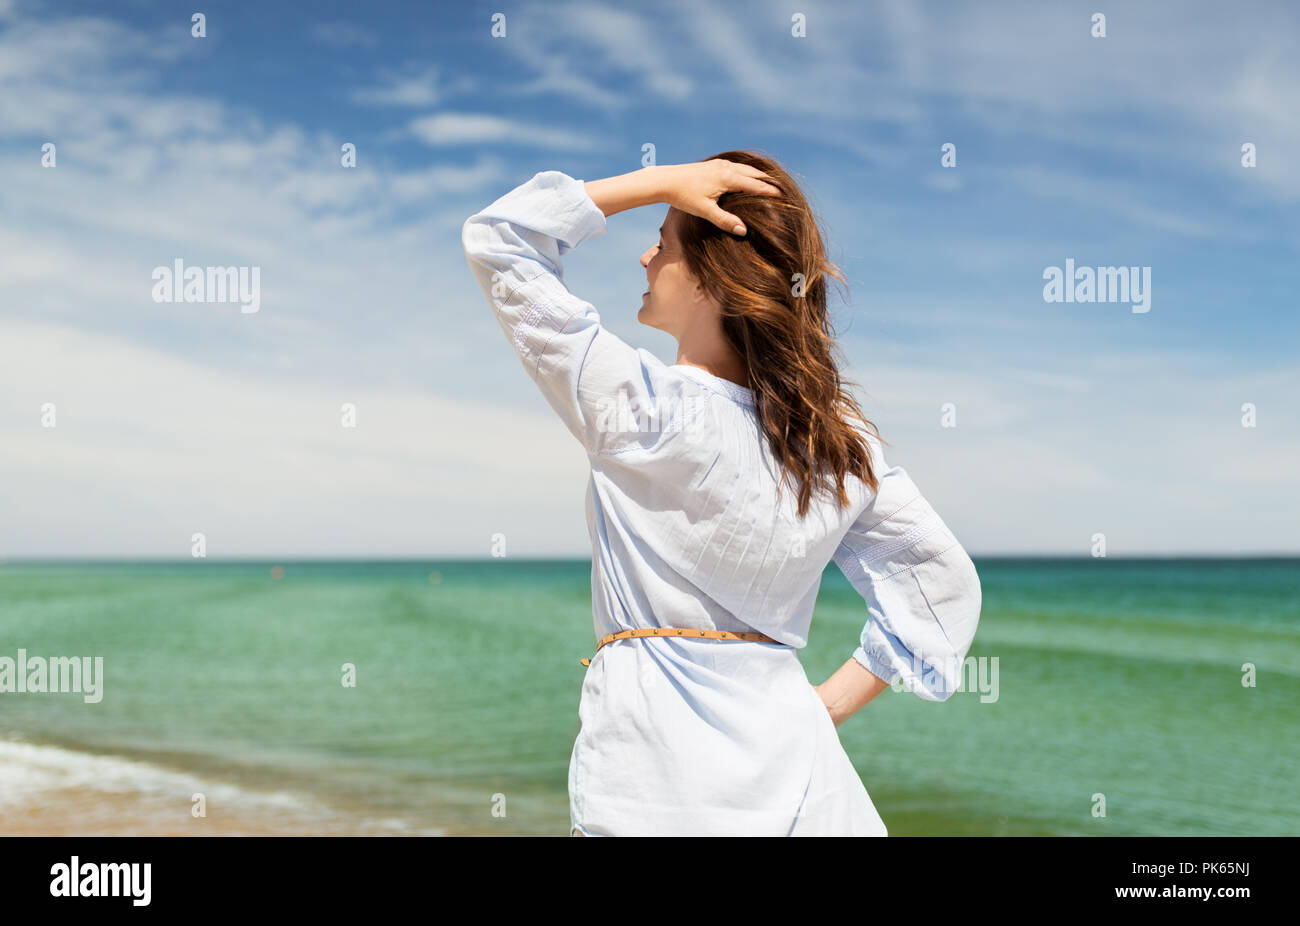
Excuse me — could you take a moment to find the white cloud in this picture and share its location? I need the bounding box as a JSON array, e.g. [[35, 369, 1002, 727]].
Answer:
[[0, 318, 594, 558], [408, 112, 600, 151], [497, 0, 1300, 202], [551, 3, 692, 100], [840, 347, 1300, 556], [349, 67, 449, 106], [994, 165, 1223, 239], [0, 11, 582, 549], [1, 1, 1296, 557], [388, 157, 511, 199]]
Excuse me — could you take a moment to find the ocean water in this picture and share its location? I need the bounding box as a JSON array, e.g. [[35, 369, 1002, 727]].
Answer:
[[0, 557, 1296, 836]]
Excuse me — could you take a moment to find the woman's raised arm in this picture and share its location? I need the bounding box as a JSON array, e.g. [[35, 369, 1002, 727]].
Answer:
[[584, 160, 782, 234]]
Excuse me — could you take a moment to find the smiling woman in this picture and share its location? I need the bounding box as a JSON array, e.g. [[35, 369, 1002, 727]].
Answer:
[[585, 154, 884, 519], [634, 208, 750, 388], [461, 152, 983, 837]]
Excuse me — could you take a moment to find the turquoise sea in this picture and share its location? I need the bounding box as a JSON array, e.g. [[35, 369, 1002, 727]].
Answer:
[[1, 558, 1297, 836]]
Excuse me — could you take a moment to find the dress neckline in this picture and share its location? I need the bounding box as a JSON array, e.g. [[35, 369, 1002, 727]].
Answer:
[[671, 363, 755, 407]]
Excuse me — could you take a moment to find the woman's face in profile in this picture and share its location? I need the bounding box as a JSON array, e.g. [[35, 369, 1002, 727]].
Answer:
[[638, 207, 709, 337]]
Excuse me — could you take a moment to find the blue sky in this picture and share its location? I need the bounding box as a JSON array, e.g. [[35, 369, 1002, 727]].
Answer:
[[1, 0, 1297, 557]]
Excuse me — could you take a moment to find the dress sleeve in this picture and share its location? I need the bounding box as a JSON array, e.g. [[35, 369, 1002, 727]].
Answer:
[[832, 435, 982, 701], [461, 169, 665, 456]]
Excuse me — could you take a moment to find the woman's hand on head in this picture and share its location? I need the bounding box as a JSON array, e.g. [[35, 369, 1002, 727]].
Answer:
[[658, 159, 782, 236]]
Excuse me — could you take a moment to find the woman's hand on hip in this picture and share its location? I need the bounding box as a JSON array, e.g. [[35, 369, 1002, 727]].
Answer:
[[814, 658, 891, 728]]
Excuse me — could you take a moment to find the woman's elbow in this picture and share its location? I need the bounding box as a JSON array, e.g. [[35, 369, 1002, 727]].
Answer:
[[461, 215, 487, 261], [940, 544, 983, 662]]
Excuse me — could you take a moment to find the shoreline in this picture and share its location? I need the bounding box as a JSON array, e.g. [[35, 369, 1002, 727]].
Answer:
[[0, 735, 506, 837]]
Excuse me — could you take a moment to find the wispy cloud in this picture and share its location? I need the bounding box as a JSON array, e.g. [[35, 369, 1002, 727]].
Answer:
[[408, 112, 601, 150], [309, 20, 378, 49], [547, 3, 693, 100], [0, 317, 593, 558], [995, 165, 1224, 239], [0, 0, 1296, 556], [349, 66, 461, 107]]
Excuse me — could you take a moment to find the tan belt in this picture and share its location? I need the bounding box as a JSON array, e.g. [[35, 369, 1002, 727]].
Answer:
[[579, 627, 780, 666]]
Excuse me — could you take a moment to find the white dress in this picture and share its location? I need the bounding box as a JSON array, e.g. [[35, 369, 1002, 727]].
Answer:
[[462, 170, 983, 836]]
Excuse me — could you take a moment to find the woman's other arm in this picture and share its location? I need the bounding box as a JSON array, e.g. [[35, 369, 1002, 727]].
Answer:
[[815, 660, 891, 727], [815, 434, 983, 725]]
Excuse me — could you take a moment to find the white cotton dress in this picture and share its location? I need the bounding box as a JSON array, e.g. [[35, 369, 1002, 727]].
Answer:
[[462, 170, 983, 837]]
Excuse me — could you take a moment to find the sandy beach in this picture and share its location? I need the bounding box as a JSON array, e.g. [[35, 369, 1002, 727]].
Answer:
[[0, 738, 468, 837], [2, 788, 356, 836]]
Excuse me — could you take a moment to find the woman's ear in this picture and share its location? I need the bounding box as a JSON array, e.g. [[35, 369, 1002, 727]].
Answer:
[[691, 280, 717, 311]]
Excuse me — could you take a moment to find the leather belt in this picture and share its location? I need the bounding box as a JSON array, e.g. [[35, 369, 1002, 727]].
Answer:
[[579, 626, 780, 666]]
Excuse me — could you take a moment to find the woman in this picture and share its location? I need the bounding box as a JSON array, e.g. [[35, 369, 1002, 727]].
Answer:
[[462, 151, 982, 836]]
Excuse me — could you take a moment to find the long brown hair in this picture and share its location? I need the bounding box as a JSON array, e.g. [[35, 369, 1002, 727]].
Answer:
[[674, 149, 886, 517]]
